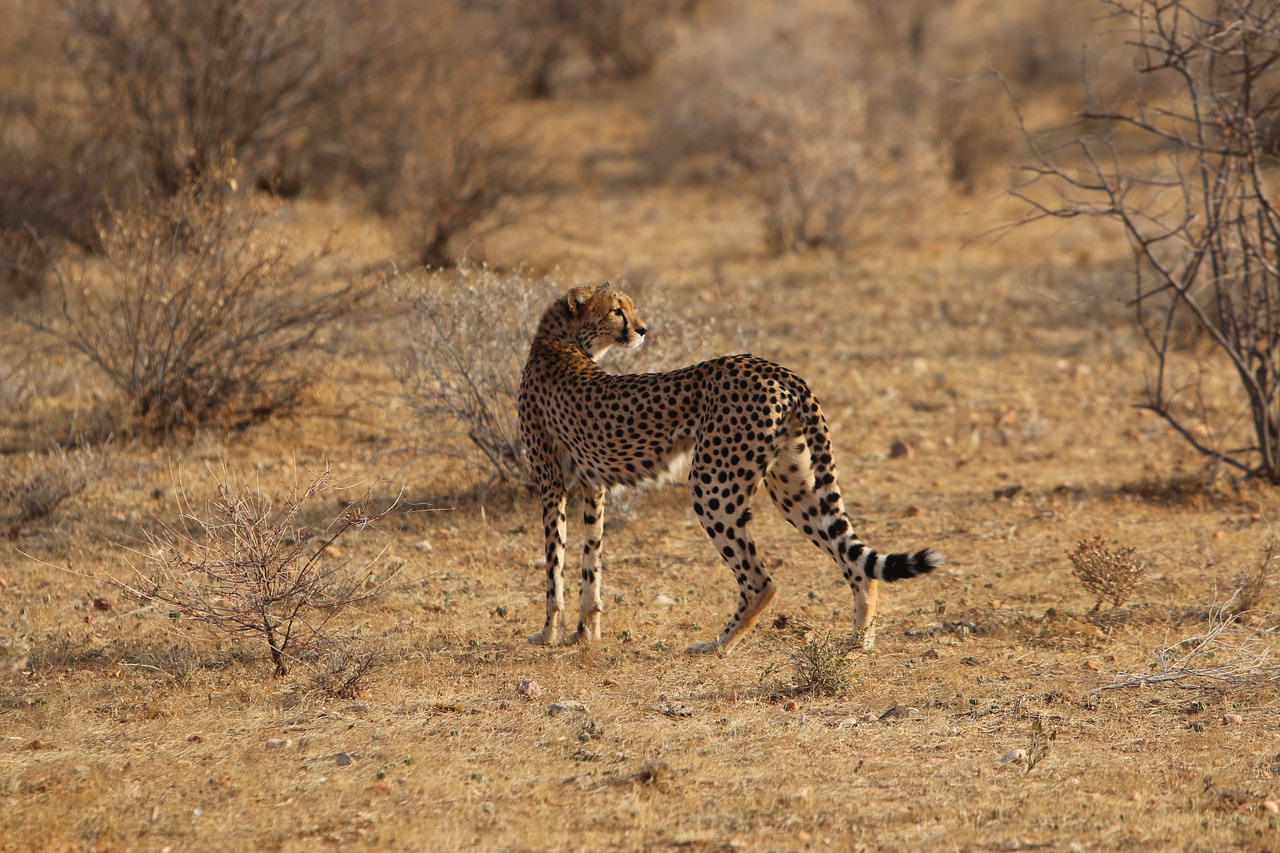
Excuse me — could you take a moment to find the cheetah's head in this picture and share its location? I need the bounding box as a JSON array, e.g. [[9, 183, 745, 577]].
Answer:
[[566, 282, 648, 360]]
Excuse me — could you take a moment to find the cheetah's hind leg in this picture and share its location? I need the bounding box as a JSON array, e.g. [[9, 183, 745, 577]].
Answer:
[[529, 486, 569, 646]]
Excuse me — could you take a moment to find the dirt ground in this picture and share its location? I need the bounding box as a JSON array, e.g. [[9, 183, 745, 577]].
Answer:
[[4, 32, 1280, 853]]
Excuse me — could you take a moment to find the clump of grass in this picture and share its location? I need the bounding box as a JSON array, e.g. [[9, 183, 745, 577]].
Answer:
[[0, 444, 105, 527], [1067, 535, 1145, 612], [786, 630, 855, 697], [1229, 523, 1277, 621]]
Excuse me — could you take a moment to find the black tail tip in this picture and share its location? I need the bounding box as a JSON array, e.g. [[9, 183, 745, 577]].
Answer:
[[881, 548, 943, 582]]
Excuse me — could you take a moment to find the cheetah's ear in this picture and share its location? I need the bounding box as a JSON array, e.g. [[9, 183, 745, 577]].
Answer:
[[598, 280, 612, 291], [567, 286, 593, 314]]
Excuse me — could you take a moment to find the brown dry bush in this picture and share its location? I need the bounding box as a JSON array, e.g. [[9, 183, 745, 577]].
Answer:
[[649, 0, 946, 254], [24, 160, 373, 433], [399, 266, 735, 487], [328, 3, 533, 267], [0, 444, 105, 526], [58, 0, 384, 196], [1067, 535, 1146, 612], [129, 464, 397, 677], [0, 1, 125, 303], [498, 0, 694, 97], [1017, 0, 1280, 483]]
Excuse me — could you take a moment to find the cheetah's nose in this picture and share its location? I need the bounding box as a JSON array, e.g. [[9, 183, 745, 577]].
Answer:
[[636, 325, 648, 337]]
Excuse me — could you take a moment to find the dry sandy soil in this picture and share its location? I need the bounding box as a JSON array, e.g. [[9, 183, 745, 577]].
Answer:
[[4, 37, 1280, 853]]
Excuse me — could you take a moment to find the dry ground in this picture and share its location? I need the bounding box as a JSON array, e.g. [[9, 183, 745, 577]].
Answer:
[[4, 74, 1280, 853]]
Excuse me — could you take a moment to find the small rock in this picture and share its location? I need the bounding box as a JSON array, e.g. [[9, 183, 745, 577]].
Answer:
[[414, 540, 434, 552], [335, 753, 353, 767], [515, 679, 543, 697], [602, 678, 618, 687], [1083, 659, 1101, 672], [187, 733, 204, 743], [92, 596, 114, 612], [921, 648, 941, 660], [653, 594, 675, 607], [1221, 713, 1243, 726], [25, 739, 47, 750], [265, 738, 290, 749], [889, 440, 912, 459], [993, 484, 1024, 501], [548, 701, 589, 716], [904, 504, 924, 518], [879, 705, 920, 721], [1262, 800, 1279, 814], [1000, 749, 1027, 764], [323, 545, 341, 558], [784, 700, 799, 712]]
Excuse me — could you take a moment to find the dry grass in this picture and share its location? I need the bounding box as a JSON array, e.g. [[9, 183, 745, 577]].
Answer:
[[4, 2, 1280, 850]]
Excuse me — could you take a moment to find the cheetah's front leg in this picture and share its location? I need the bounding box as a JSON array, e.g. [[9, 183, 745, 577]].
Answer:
[[570, 485, 606, 644], [528, 487, 568, 646]]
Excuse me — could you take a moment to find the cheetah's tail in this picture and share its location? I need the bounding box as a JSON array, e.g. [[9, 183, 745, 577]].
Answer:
[[869, 547, 943, 583]]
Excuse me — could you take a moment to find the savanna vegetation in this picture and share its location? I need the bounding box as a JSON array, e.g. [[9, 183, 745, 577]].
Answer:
[[2, 0, 1279, 850]]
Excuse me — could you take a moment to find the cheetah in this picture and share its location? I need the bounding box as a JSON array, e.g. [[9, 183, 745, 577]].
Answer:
[[517, 282, 941, 655]]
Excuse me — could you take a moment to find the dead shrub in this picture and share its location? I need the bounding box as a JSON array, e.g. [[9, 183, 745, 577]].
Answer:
[[1067, 535, 1146, 612], [649, 0, 945, 253], [499, 0, 692, 96], [1229, 523, 1278, 621], [128, 464, 398, 677], [24, 159, 373, 433], [330, 3, 532, 267], [399, 266, 731, 487], [59, 0, 382, 196], [0, 2, 124, 303], [0, 444, 105, 526]]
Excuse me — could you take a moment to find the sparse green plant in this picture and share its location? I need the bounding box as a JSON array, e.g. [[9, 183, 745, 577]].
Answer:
[[127, 464, 398, 677], [0, 444, 105, 526], [1025, 716, 1056, 772], [1067, 535, 1146, 612], [784, 630, 855, 697], [24, 159, 373, 433]]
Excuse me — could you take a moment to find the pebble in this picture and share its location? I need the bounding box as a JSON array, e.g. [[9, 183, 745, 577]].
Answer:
[[1221, 714, 1243, 725], [1263, 801, 1279, 814], [516, 679, 543, 697], [889, 440, 912, 459], [879, 705, 919, 721], [335, 753, 353, 767], [265, 738, 290, 749], [999, 749, 1026, 764], [549, 701, 589, 716]]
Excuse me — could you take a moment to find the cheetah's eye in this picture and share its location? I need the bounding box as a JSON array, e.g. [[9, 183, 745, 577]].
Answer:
[[613, 308, 625, 317]]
